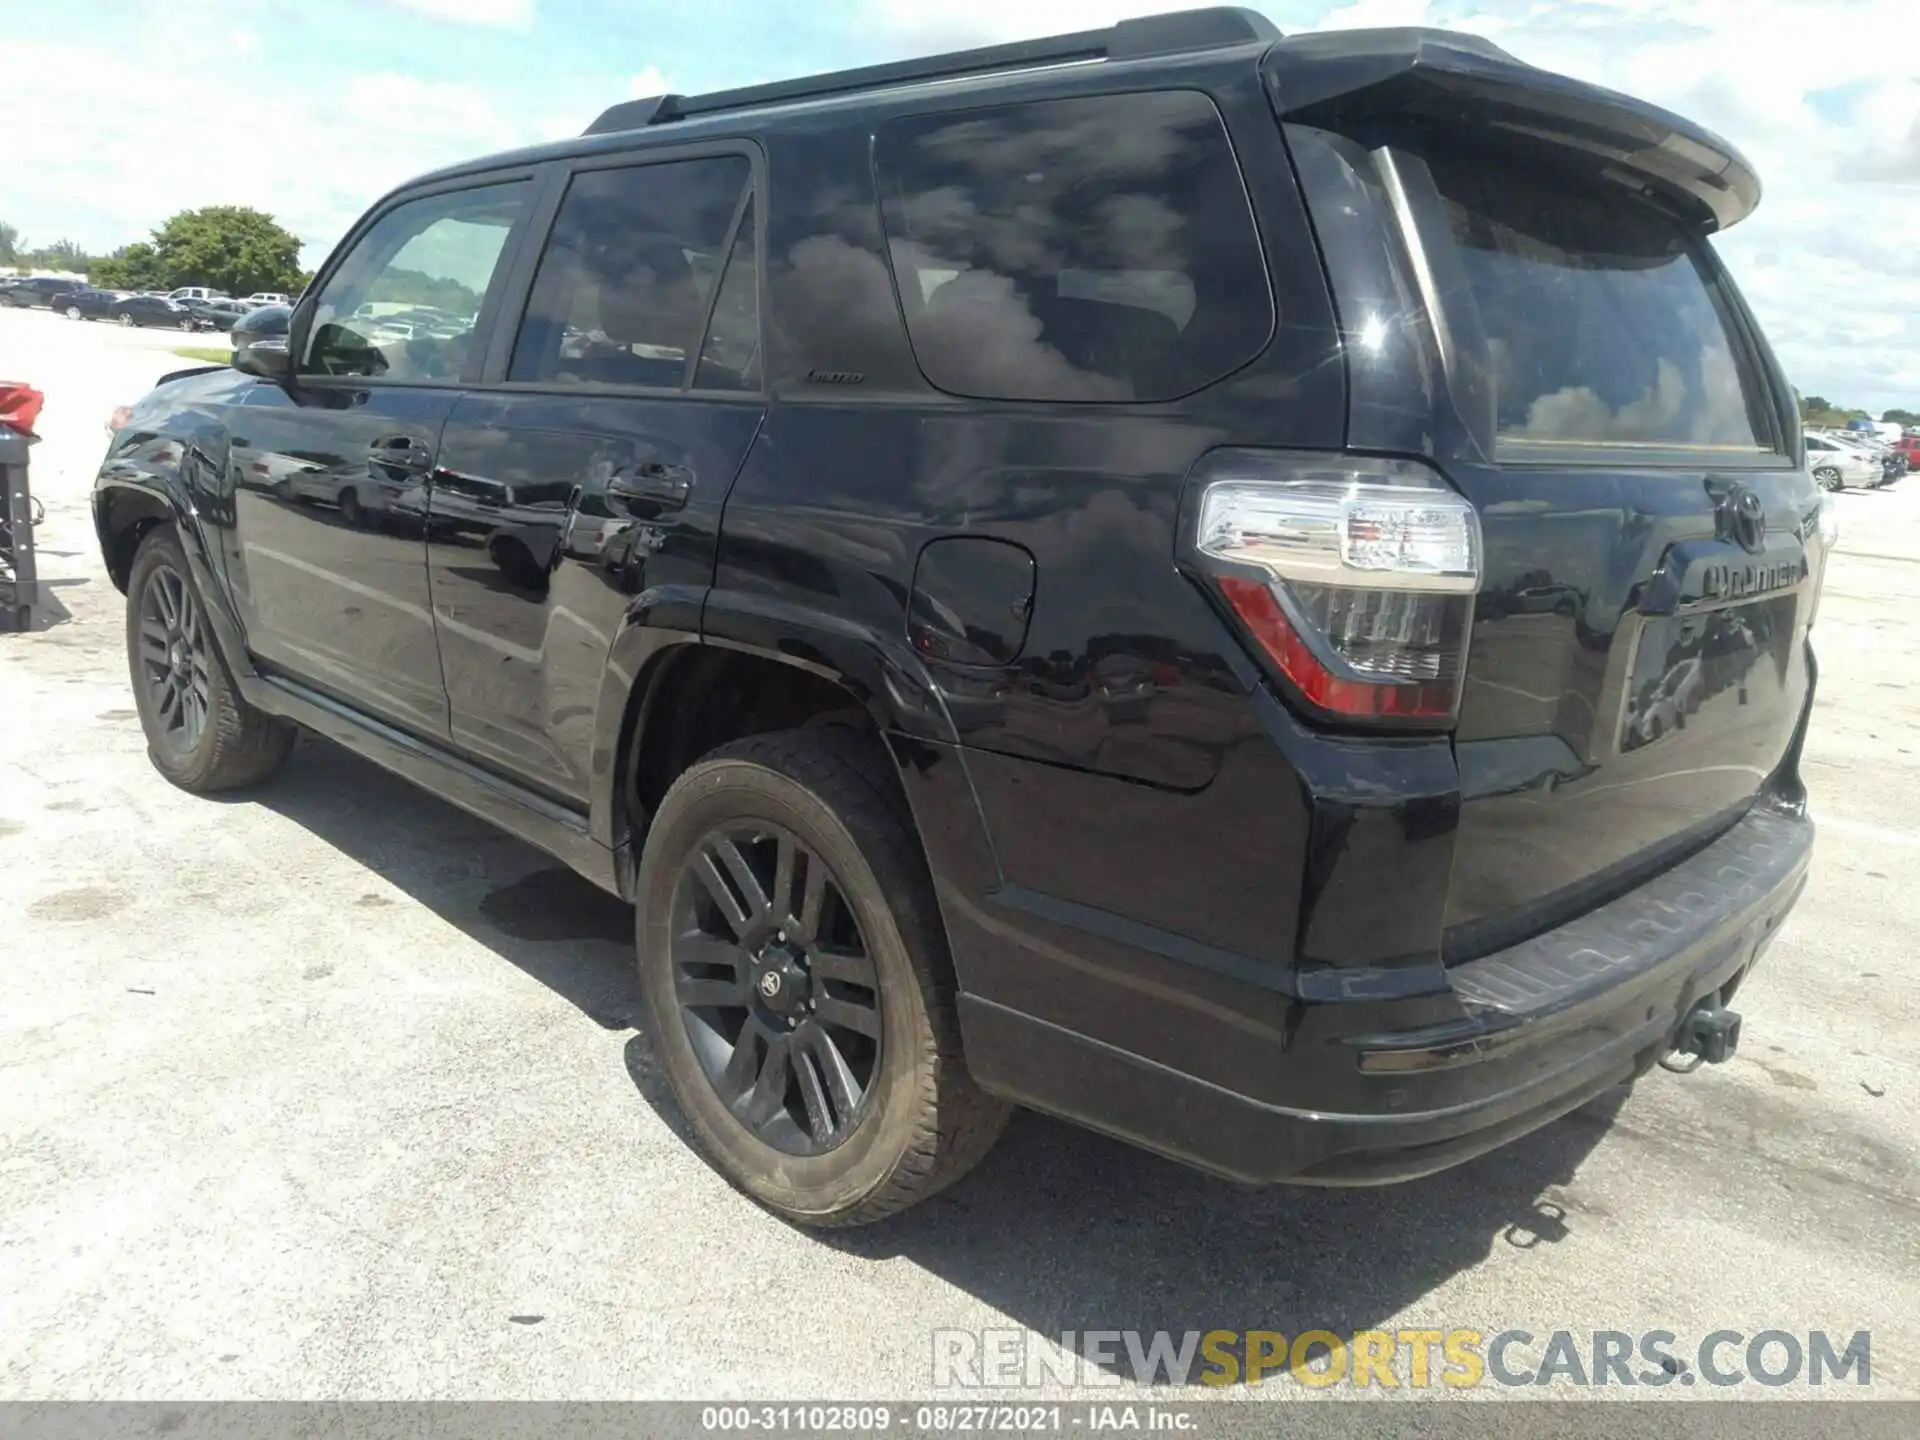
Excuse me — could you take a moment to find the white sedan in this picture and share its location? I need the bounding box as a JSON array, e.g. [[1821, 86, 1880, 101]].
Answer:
[[1806, 433, 1883, 491]]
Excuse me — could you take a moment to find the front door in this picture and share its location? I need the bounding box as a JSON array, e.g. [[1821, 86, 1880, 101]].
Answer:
[[225, 178, 535, 738], [427, 150, 764, 801]]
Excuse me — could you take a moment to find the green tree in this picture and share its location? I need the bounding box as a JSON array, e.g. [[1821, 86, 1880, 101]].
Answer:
[[1800, 395, 1831, 416], [365, 265, 480, 314], [90, 242, 166, 292], [21, 237, 91, 272], [148, 206, 303, 296], [0, 222, 17, 265], [1882, 408, 1919, 426]]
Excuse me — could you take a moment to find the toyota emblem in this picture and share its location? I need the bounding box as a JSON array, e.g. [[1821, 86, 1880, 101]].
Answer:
[[758, 971, 783, 999], [1718, 482, 1767, 554]]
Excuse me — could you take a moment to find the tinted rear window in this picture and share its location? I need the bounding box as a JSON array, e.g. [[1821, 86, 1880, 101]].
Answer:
[[875, 90, 1273, 403], [1424, 154, 1775, 455]]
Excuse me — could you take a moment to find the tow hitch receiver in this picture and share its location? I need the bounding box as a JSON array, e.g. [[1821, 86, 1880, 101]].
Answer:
[[1666, 999, 1743, 1069]]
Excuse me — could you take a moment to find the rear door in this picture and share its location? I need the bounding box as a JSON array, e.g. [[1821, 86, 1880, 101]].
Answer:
[[428, 147, 765, 801], [1382, 145, 1819, 957]]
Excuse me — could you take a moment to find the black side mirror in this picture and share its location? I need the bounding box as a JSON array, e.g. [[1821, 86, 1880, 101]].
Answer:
[[230, 302, 294, 380], [233, 336, 291, 380]]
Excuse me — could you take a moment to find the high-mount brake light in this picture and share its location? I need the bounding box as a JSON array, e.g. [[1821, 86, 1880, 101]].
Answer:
[[1186, 454, 1483, 723]]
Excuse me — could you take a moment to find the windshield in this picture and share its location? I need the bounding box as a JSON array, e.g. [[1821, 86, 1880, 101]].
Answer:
[[1421, 151, 1777, 457]]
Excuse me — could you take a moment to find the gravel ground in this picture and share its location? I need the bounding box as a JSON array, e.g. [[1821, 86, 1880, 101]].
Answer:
[[1, 303, 1916, 1407]]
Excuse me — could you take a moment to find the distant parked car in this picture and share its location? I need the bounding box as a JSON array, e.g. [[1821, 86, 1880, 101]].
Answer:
[[240, 291, 291, 306], [180, 297, 251, 330], [165, 286, 228, 304], [109, 294, 200, 330], [1806, 433, 1883, 490], [50, 286, 122, 320], [4, 276, 89, 309], [1821, 430, 1902, 485]]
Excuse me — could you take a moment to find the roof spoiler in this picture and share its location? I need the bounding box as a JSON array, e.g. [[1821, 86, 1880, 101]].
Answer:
[[1264, 28, 1760, 232], [585, 6, 1280, 137]]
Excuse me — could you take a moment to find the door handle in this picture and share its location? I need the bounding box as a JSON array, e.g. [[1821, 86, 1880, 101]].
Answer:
[[368, 435, 432, 474], [606, 460, 692, 511]]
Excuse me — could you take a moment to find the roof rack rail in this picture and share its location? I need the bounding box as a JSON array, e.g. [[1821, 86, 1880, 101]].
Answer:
[[583, 7, 1281, 137]]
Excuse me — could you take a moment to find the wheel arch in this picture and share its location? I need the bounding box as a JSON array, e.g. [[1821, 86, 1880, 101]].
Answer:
[[590, 590, 997, 907], [96, 482, 177, 593], [95, 475, 255, 692]]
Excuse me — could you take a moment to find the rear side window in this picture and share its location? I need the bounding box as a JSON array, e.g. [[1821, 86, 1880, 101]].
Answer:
[[875, 90, 1273, 403], [509, 155, 753, 391], [1422, 153, 1776, 455]]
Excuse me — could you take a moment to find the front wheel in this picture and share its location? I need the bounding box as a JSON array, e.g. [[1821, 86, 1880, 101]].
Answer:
[[1815, 466, 1843, 492], [126, 526, 296, 792], [636, 730, 1011, 1227]]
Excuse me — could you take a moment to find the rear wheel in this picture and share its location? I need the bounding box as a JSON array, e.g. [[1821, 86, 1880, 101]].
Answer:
[[337, 488, 362, 528], [65, 305, 81, 320], [126, 527, 295, 792], [116, 311, 134, 327], [636, 730, 1010, 1226], [1815, 466, 1843, 492], [177, 317, 196, 332]]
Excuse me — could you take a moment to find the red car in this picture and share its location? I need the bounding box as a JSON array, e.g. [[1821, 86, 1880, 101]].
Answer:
[[1895, 436, 1920, 468]]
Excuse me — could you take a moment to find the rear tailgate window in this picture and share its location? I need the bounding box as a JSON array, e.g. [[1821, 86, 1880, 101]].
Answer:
[[1424, 152, 1781, 459]]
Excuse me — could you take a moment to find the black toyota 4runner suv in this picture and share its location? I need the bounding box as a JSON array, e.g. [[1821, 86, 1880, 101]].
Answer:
[[93, 9, 1827, 1225]]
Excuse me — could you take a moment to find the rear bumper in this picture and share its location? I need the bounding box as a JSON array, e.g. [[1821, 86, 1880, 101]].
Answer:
[[961, 801, 1812, 1185]]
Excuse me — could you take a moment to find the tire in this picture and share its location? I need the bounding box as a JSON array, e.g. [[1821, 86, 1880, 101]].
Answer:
[[65, 305, 81, 320], [117, 311, 135, 327], [1815, 466, 1843, 492], [337, 488, 362, 528], [125, 526, 296, 792], [636, 729, 1011, 1227], [177, 317, 196, 331]]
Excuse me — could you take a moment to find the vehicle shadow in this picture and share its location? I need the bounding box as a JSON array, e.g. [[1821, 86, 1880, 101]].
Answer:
[[806, 1093, 1622, 1385], [243, 730, 1625, 1382], [232, 732, 643, 1030]]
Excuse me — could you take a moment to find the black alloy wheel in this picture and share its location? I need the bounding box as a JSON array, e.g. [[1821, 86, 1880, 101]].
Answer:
[[671, 823, 882, 1155], [136, 562, 213, 755]]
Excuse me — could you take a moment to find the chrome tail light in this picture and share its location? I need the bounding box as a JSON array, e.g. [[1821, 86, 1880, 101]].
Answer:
[[1181, 452, 1482, 724]]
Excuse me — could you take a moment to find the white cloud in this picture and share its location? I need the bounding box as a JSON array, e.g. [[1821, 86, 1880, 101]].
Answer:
[[0, 39, 542, 268], [374, 0, 536, 27], [630, 64, 675, 98], [860, 0, 1920, 411]]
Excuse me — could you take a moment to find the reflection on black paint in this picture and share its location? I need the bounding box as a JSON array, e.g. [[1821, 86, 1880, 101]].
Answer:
[[875, 90, 1274, 403]]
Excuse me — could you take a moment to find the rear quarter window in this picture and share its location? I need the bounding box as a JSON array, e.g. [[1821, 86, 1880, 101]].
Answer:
[[874, 89, 1273, 403]]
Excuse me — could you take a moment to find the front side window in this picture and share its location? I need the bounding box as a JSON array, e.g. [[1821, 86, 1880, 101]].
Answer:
[[508, 156, 752, 390], [302, 182, 526, 382], [875, 90, 1274, 403], [1421, 152, 1776, 455]]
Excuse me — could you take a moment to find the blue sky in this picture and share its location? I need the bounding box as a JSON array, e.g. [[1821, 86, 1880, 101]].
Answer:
[[6, 0, 1920, 411]]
